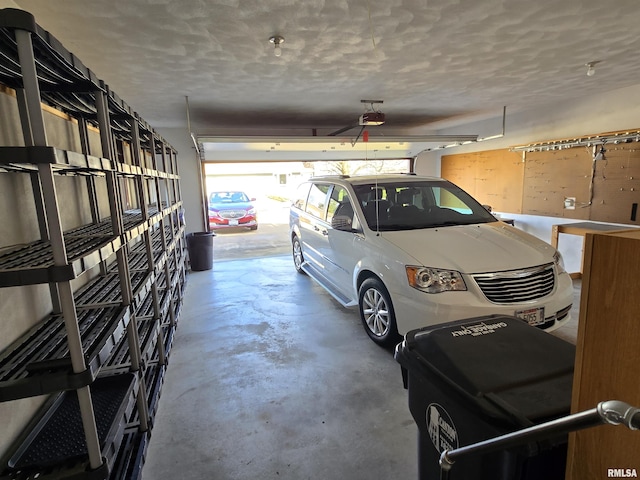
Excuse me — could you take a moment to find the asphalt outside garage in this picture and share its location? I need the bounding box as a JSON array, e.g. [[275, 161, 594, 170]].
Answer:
[[209, 197, 292, 261]]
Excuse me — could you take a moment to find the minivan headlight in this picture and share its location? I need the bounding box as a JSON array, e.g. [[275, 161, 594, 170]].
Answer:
[[553, 250, 567, 274], [406, 266, 467, 293]]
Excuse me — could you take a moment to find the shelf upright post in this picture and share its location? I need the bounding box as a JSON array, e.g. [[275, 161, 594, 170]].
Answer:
[[167, 146, 179, 238], [14, 87, 34, 145], [78, 117, 101, 224], [155, 141, 177, 327], [78, 116, 106, 275], [157, 143, 170, 213], [95, 88, 129, 293], [125, 117, 155, 428], [165, 144, 176, 208], [95, 84, 116, 165], [170, 147, 187, 289], [14, 27, 103, 470], [150, 135, 174, 326], [14, 86, 48, 233], [134, 124, 167, 366], [14, 85, 63, 313], [166, 146, 186, 296], [171, 147, 184, 209], [130, 120, 149, 221], [95, 89, 150, 431]]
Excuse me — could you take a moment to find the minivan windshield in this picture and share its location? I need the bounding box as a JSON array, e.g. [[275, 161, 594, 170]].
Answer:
[[351, 181, 497, 231]]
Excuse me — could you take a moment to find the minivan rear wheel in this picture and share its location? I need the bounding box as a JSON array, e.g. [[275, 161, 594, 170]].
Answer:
[[292, 235, 305, 274], [358, 278, 398, 347]]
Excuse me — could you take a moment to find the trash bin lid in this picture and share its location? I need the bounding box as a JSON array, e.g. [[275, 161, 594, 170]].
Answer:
[[398, 315, 575, 425]]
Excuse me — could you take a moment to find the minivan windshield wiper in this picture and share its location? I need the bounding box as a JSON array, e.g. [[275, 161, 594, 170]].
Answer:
[[430, 218, 495, 227], [429, 221, 463, 228], [376, 218, 496, 231], [378, 224, 426, 231]]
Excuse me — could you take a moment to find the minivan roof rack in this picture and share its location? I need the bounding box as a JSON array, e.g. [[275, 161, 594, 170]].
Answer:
[[310, 174, 350, 179]]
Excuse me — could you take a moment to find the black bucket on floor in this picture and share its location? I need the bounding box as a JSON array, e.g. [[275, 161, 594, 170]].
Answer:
[[186, 232, 215, 271]]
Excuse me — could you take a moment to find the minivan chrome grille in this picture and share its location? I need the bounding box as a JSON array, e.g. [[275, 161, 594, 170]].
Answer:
[[473, 264, 555, 303]]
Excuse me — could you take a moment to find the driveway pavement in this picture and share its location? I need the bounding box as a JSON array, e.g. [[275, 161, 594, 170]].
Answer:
[[209, 198, 291, 261]]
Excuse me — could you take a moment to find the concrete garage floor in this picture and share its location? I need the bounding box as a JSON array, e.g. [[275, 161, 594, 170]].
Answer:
[[143, 254, 418, 480], [143, 222, 580, 480]]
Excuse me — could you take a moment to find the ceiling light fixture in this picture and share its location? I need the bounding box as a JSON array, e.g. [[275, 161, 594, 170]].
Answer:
[[585, 60, 601, 77], [269, 35, 285, 57]]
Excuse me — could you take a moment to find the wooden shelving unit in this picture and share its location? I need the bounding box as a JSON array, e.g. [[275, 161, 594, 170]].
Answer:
[[565, 229, 640, 479], [0, 8, 186, 479]]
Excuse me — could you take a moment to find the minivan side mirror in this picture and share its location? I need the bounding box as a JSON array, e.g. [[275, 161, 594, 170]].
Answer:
[[331, 215, 354, 232]]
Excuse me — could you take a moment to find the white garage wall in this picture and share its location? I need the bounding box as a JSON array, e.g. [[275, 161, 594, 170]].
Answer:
[[413, 82, 640, 273], [157, 128, 206, 233]]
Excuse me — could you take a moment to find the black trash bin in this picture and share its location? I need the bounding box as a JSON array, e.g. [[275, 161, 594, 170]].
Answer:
[[394, 314, 575, 480], [186, 232, 215, 271]]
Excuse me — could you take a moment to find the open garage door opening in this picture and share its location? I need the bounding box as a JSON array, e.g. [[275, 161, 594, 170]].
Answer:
[[203, 159, 410, 260]]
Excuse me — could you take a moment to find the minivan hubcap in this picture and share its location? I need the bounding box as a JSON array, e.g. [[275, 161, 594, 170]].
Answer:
[[293, 240, 302, 268], [363, 289, 389, 336]]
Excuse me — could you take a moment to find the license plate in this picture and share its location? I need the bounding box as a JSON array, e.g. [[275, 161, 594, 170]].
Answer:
[[515, 307, 545, 326], [228, 219, 239, 226]]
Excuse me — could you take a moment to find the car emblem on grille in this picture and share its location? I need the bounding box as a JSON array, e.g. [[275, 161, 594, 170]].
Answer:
[[221, 210, 245, 219]]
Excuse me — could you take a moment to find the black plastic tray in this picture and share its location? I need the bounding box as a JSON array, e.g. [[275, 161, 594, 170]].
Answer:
[[3, 373, 138, 477], [0, 307, 130, 401]]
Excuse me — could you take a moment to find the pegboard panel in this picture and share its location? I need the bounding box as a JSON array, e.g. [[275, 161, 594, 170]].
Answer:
[[590, 143, 640, 225], [441, 149, 524, 213], [442, 142, 640, 225], [522, 147, 592, 219]]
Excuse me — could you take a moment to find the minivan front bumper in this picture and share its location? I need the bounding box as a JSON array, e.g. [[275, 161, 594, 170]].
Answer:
[[390, 271, 574, 335]]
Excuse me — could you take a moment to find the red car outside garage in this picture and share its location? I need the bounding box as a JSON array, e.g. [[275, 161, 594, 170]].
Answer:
[[208, 191, 258, 230]]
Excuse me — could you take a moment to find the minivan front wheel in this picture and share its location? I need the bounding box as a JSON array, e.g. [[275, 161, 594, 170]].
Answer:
[[292, 235, 305, 274], [358, 278, 398, 347]]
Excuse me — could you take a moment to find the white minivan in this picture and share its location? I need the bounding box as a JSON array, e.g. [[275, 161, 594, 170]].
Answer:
[[289, 174, 573, 346]]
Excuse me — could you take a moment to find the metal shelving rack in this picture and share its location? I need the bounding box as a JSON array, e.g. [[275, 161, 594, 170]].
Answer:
[[0, 8, 186, 479]]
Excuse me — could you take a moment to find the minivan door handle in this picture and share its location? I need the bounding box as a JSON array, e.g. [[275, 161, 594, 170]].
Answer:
[[313, 225, 328, 236]]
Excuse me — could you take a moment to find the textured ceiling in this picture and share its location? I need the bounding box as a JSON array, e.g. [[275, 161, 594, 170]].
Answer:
[[5, 0, 640, 138]]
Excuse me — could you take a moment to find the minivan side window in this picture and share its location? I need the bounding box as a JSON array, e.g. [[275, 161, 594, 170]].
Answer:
[[292, 182, 311, 210], [326, 186, 354, 226], [305, 183, 331, 220]]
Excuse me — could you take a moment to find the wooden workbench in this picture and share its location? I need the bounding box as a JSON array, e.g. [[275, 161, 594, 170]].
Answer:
[[550, 222, 636, 278]]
